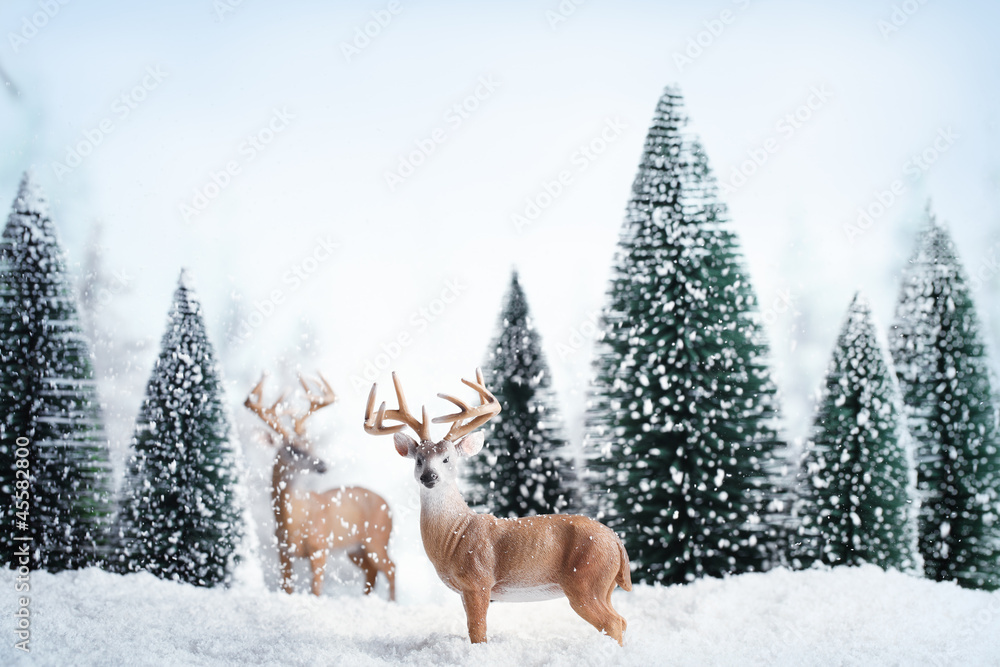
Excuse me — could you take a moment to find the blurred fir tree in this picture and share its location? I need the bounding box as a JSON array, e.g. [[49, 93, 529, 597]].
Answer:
[[77, 220, 152, 480], [0, 171, 113, 571], [889, 210, 1000, 590], [464, 271, 576, 517]]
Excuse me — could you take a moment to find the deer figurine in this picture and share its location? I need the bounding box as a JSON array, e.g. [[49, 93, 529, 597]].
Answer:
[[364, 369, 631, 645], [245, 372, 396, 600]]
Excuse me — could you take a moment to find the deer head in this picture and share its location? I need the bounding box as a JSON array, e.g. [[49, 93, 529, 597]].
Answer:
[[363, 368, 501, 490], [245, 371, 337, 475]]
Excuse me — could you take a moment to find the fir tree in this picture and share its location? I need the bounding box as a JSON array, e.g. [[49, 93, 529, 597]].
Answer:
[[889, 211, 1000, 590], [586, 87, 788, 585], [464, 271, 576, 517], [0, 171, 113, 571], [794, 293, 919, 572], [111, 270, 243, 587]]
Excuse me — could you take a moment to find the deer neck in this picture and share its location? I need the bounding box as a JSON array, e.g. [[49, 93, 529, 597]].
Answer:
[[418, 482, 474, 562], [271, 458, 301, 524]]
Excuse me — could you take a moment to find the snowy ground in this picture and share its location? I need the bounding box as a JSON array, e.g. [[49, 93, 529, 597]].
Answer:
[[3, 566, 999, 666]]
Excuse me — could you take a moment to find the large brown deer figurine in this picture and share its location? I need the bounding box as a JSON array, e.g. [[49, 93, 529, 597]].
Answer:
[[246, 373, 396, 600], [364, 369, 631, 645]]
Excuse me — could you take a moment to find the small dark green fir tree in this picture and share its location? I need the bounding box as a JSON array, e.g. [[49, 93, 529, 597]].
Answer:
[[586, 86, 788, 585], [793, 293, 919, 572], [889, 210, 1000, 590], [111, 270, 243, 587], [464, 271, 576, 516], [0, 171, 113, 571]]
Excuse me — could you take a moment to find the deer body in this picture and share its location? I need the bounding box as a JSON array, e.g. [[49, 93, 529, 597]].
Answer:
[[365, 370, 630, 645], [272, 468, 394, 597], [273, 480, 388, 561], [419, 483, 630, 605], [247, 373, 396, 599]]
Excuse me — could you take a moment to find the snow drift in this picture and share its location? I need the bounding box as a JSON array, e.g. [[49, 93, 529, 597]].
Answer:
[[2, 565, 999, 666]]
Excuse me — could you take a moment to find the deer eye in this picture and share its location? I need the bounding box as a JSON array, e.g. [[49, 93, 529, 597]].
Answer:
[[442, 457, 450, 464]]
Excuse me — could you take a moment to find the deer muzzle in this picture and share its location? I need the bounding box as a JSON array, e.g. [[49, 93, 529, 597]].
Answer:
[[419, 470, 439, 488]]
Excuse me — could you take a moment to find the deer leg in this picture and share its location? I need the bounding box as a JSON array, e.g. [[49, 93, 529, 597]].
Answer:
[[348, 549, 378, 596], [566, 592, 626, 646], [382, 555, 396, 602], [362, 554, 378, 595], [461, 588, 491, 644], [606, 581, 627, 638], [278, 549, 294, 594], [366, 545, 397, 602], [309, 549, 328, 597], [347, 547, 365, 572]]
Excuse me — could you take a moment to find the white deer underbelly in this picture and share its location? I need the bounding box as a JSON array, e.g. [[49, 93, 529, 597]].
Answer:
[[490, 582, 563, 602]]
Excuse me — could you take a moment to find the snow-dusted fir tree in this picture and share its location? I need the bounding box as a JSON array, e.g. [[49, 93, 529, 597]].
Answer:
[[794, 293, 919, 572], [586, 87, 788, 585], [0, 171, 113, 571], [889, 211, 1000, 590], [464, 271, 576, 516], [111, 271, 243, 587]]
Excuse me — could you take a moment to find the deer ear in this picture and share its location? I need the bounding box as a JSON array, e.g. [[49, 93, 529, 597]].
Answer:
[[454, 431, 485, 458], [393, 432, 417, 458]]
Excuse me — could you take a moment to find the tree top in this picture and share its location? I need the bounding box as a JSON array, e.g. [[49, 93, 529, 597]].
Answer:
[[169, 268, 204, 321], [12, 169, 50, 218]]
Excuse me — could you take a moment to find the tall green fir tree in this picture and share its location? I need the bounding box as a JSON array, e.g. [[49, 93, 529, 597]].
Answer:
[[464, 271, 576, 517], [111, 270, 244, 587], [0, 171, 113, 571], [793, 293, 919, 572], [586, 87, 788, 585], [889, 210, 1000, 590]]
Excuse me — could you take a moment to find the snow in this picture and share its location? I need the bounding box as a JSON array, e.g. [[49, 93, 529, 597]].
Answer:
[[3, 565, 998, 666]]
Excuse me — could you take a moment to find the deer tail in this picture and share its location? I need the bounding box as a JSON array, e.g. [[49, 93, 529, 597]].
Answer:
[[616, 536, 632, 592]]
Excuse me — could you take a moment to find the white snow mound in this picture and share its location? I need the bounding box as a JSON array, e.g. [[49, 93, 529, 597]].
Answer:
[[2, 565, 998, 666]]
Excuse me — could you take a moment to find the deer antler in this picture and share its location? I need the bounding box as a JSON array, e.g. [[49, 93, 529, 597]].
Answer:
[[433, 368, 501, 442], [364, 372, 432, 442], [292, 372, 337, 436], [245, 373, 292, 441]]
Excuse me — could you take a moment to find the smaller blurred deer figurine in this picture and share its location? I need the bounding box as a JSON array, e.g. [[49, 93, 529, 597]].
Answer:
[[364, 369, 630, 644], [246, 372, 395, 599]]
